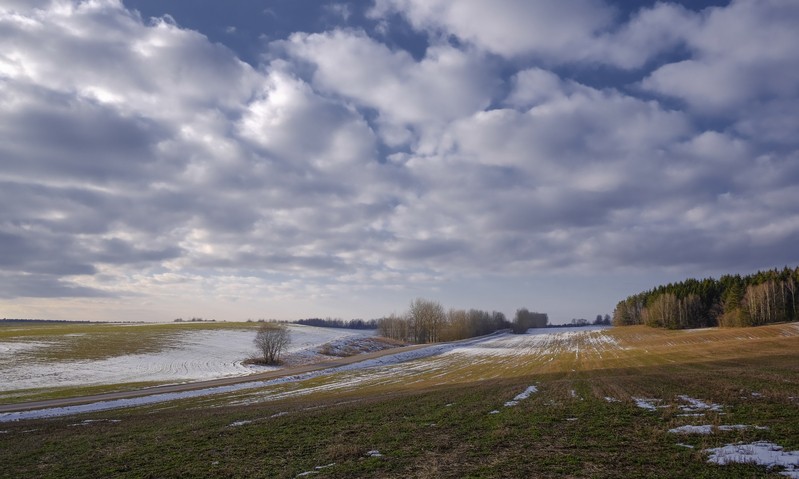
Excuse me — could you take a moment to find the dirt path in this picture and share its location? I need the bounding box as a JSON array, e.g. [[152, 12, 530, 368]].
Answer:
[[0, 343, 431, 413]]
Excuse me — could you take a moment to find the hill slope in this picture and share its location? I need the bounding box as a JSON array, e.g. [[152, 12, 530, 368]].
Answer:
[[1, 324, 798, 478]]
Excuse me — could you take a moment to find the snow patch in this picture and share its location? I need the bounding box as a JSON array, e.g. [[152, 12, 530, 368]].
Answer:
[[0, 340, 54, 354], [365, 450, 383, 457], [677, 395, 722, 412], [68, 419, 120, 427], [504, 385, 538, 407], [633, 398, 661, 411], [669, 424, 768, 435], [705, 441, 799, 478], [296, 462, 336, 476], [604, 396, 620, 403], [316, 337, 397, 357], [228, 420, 252, 427]]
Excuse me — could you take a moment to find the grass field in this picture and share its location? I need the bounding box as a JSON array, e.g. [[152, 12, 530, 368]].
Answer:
[[0, 321, 263, 361], [1, 324, 798, 478], [0, 321, 373, 404]]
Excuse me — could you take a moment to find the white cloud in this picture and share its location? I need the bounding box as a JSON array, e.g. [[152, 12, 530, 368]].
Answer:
[[281, 29, 498, 149], [1, 0, 799, 321], [642, 0, 799, 113], [586, 2, 697, 69], [238, 67, 376, 170], [370, 0, 615, 61]]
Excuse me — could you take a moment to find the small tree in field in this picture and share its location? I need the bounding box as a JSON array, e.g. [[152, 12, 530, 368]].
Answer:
[[254, 323, 291, 365]]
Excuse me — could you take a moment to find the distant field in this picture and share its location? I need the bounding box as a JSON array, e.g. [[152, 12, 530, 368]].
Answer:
[[1, 324, 798, 478], [0, 322, 373, 403]]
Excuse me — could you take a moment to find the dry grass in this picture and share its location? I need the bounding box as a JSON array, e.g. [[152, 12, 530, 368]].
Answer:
[[2, 323, 798, 477]]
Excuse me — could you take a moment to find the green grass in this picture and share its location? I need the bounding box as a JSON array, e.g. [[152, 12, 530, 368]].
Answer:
[[0, 382, 168, 405], [1, 324, 797, 478]]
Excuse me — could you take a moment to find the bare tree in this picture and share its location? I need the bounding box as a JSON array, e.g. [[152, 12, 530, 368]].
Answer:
[[253, 323, 291, 365], [408, 298, 446, 343]]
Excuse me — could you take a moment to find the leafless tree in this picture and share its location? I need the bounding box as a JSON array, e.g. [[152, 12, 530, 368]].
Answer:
[[253, 323, 291, 365], [408, 298, 446, 343]]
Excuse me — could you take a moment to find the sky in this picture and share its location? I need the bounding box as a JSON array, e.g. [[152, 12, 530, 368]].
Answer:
[[1, 0, 798, 324]]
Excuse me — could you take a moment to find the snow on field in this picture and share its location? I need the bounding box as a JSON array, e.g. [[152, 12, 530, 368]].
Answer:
[[633, 398, 661, 411], [677, 395, 723, 412], [705, 441, 799, 478], [0, 325, 373, 391], [669, 424, 768, 434], [504, 385, 538, 406], [0, 341, 56, 354], [451, 326, 612, 359], [0, 327, 619, 421]]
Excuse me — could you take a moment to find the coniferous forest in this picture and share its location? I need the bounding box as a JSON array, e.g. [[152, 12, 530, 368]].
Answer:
[[613, 266, 799, 329]]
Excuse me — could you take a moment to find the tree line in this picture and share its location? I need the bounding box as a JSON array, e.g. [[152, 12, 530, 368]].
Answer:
[[292, 317, 378, 330], [613, 266, 799, 329], [377, 299, 550, 343]]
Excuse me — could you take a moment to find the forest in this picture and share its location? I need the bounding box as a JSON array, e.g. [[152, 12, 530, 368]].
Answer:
[[613, 266, 799, 329]]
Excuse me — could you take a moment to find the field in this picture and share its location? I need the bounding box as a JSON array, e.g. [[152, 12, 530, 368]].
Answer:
[[1, 323, 798, 478], [0, 321, 374, 404]]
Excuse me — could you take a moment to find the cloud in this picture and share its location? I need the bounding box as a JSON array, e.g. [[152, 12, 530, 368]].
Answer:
[[280, 29, 498, 149], [0, 273, 111, 299], [368, 0, 700, 70], [1, 0, 798, 315], [369, 0, 616, 61], [641, 0, 799, 113]]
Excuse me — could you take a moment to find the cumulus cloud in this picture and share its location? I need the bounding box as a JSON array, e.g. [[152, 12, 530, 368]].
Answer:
[[280, 28, 498, 150], [369, 0, 615, 61], [368, 0, 698, 69], [1, 0, 798, 320], [641, 0, 799, 113]]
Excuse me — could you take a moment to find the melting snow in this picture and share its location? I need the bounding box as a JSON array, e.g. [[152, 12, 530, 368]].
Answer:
[[705, 441, 799, 478], [504, 385, 538, 407], [228, 420, 252, 427], [669, 424, 768, 435], [0, 327, 622, 421], [677, 395, 722, 412], [0, 341, 55, 354], [68, 419, 120, 427], [365, 450, 383, 457], [0, 325, 374, 391], [633, 398, 660, 411], [0, 335, 498, 422]]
